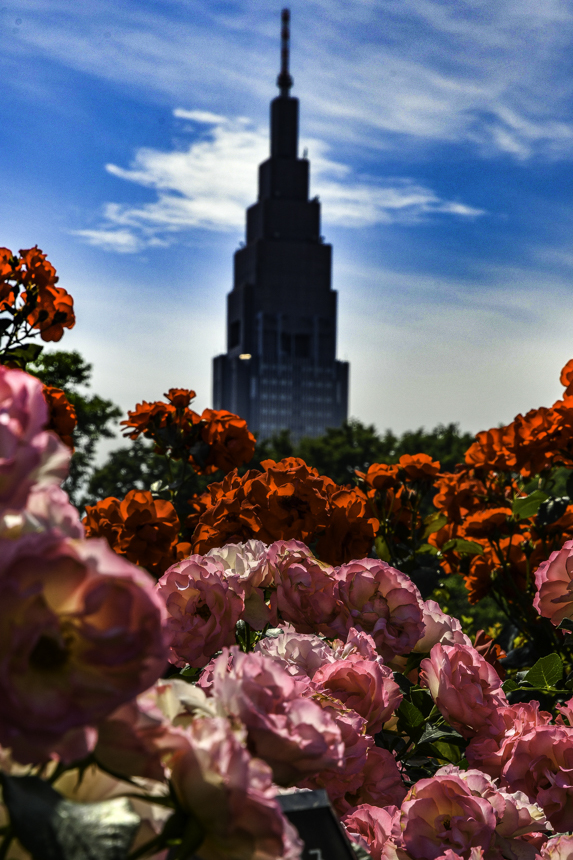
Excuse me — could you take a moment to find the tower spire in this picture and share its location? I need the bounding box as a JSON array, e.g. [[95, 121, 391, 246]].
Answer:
[[277, 8, 293, 96]]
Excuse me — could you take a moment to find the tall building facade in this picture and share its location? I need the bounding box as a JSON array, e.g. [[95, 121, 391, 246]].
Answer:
[[213, 10, 349, 441]]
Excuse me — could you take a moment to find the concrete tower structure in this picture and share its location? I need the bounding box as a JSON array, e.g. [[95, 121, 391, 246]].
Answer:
[[213, 9, 349, 441]]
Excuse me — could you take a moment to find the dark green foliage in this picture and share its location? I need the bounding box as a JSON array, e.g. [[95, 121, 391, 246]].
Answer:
[[28, 351, 122, 508], [254, 420, 474, 485]]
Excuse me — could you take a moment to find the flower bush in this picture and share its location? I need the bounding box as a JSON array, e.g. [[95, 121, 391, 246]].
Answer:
[[6, 247, 573, 860]]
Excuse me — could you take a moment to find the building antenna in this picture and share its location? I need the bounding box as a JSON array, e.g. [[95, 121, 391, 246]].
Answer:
[[277, 8, 293, 96]]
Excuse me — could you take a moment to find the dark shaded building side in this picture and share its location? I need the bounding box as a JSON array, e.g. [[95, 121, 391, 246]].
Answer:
[[213, 10, 349, 441]]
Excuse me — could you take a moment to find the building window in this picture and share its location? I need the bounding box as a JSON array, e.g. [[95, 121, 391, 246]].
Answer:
[[294, 334, 311, 359]]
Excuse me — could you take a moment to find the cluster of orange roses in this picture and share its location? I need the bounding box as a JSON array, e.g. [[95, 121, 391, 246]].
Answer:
[[0, 247, 75, 364], [187, 456, 379, 565]]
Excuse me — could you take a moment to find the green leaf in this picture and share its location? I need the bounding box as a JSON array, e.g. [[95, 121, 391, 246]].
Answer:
[[512, 490, 549, 521], [524, 653, 564, 689], [421, 513, 448, 539], [557, 618, 573, 633], [397, 699, 425, 729], [416, 543, 439, 556], [418, 724, 465, 747], [441, 538, 484, 555], [374, 536, 391, 562], [502, 679, 519, 693], [433, 741, 462, 764], [0, 342, 43, 369]]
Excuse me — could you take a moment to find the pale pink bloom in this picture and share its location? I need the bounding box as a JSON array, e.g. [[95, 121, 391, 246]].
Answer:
[[332, 627, 385, 664], [157, 555, 244, 668], [95, 685, 189, 781], [275, 555, 347, 638], [0, 367, 70, 514], [556, 695, 573, 727], [534, 540, 573, 626], [502, 724, 573, 832], [209, 647, 344, 786], [435, 765, 547, 839], [342, 804, 401, 860], [419, 643, 507, 738], [542, 835, 573, 860], [0, 534, 169, 763], [255, 628, 335, 679], [0, 483, 84, 540], [344, 747, 407, 812], [206, 540, 274, 630], [312, 656, 402, 734], [169, 716, 302, 860], [400, 772, 497, 860], [335, 559, 425, 661], [466, 702, 553, 778], [266, 539, 314, 579], [413, 600, 471, 652]]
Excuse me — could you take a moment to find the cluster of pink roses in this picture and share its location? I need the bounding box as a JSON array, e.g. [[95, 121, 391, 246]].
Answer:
[[8, 362, 573, 860]]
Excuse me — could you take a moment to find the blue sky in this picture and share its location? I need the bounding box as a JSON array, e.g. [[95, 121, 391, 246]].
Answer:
[[3, 0, 573, 448]]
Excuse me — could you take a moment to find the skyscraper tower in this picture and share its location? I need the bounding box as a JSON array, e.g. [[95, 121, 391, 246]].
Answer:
[[213, 9, 349, 441]]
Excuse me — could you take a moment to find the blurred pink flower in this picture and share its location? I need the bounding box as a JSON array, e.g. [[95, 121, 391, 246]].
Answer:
[[209, 647, 344, 786], [542, 835, 573, 860], [466, 702, 552, 779], [534, 540, 573, 627], [275, 555, 347, 638], [335, 559, 424, 661], [255, 627, 334, 679], [170, 716, 302, 860], [413, 600, 471, 653], [400, 772, 497, 859], [157, 555, 244, 668], [0, 367, 70, 514], [342, 804, 401, 860], [344, 747, 407, 812], [502, 724, 573, 832], [0, 534, 169, 763], [0, 483, 84, 540], [206, 540, 274, 630], [420, 643, 507, 738], [95, 684, 189, 781], [312, 656, 402, 734]]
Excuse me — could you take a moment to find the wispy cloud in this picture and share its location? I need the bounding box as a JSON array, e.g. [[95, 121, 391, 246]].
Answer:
[[75, 110, 484, 251], [6, 0, 573, 160]]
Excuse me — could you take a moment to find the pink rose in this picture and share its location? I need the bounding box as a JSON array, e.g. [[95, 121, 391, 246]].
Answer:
[[206, 540, 274, 630], [342, 804, 401, 860], [413, 600, 471, 652], [170, 716, 302, 860], [534, 540, 573, 626], [332, 626, 382, 662], [157, 555, 244, 668], [255, 627, 335, 679], [275, 555, 347, 637], [502, 725, 573, 832], [0, 533, 169, 763], [400, 772, 497, 859], [267, 539, 314, 577], [420, 643, 507, 738], [0, 367, 70, 513], [344, 747, 407, 812], [335, 559, 425, 661], [95, 683, 189, 781], [209, 647, 344, 785], [312, 656, 402, 734], [301, 700, 370, 810], [542, 835, 573, 860], [0, 483, 84, 540], [466, 702, 552, 778]]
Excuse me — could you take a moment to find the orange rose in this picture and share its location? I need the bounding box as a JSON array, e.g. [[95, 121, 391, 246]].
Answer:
[[398, 453, 441, 480], [198, 408, 256, 474], [84, 489, 182, 578], [42, 385, 77, 449]]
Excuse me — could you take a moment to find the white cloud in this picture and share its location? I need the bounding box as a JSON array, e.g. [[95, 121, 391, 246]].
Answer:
[[7, 0, 573, 161], [77, 110, 483, 251]]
